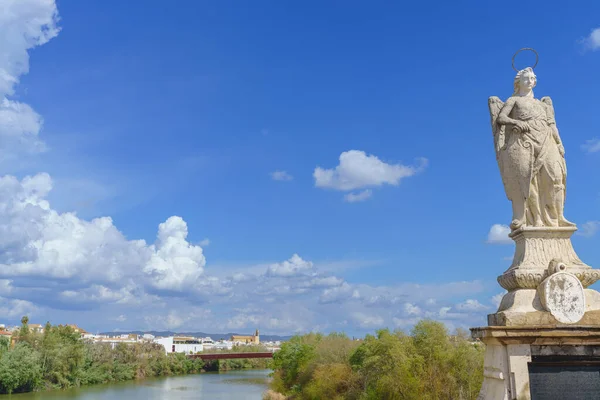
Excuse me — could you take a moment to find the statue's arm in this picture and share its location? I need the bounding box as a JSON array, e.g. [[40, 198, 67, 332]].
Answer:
[[496, 97, 517, 126], [496, 97, 528, 133]]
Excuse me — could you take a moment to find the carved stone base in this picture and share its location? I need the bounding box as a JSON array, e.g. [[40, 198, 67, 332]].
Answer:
[[494, 288, 600, 325], [498, 226, 598, 291], [471, 326, 600, 400]]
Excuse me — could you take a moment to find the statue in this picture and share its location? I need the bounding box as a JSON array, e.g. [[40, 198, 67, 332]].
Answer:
[[473, 50, 600, 400], [489, 64, 575, 231]]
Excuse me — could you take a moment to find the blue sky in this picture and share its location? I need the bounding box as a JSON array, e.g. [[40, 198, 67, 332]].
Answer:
[[0, 0, 599, 335]]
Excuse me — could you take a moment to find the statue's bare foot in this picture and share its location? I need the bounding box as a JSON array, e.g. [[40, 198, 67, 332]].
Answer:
[[534, 219, 544, 227], [559, 217, 576, 227], [510, 219, 524, 230]]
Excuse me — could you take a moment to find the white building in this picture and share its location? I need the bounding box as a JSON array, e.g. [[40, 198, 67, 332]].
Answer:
[[201, 337, 215, 349], [213, 340, 233, 350], [154, 336, 203, 355]]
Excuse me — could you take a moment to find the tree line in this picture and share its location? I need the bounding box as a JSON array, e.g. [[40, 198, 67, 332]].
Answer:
[[0, 317, 204, 394], [266, 320, 484, 400]]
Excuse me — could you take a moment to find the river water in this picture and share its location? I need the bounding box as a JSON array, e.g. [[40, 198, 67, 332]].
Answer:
[[7, 370, 271, 399]]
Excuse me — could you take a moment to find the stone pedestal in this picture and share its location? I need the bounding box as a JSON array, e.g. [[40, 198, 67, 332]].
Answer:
[[473, 226, 600, 399], [471, 326, 600, 400], [498, 227, 597, 293], [494, 226, 600, 324]]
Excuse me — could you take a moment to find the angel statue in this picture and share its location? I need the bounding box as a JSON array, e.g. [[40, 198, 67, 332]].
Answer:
[[489, 66, 574, 231]]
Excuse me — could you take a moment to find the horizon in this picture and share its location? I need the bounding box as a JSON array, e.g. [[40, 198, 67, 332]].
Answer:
[[0, 0, 599, 337]]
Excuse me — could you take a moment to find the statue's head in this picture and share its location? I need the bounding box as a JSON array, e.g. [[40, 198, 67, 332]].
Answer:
[[513, 67, 536, 96]]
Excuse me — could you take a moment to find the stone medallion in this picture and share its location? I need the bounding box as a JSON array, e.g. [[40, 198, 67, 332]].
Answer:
[[538, 271, 586, 324]]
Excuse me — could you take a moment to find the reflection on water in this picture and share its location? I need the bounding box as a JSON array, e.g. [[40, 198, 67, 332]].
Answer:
[[6, 369, 271, 399]]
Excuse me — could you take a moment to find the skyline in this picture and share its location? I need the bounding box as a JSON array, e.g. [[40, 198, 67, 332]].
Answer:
[[0, 0, 599, 336]]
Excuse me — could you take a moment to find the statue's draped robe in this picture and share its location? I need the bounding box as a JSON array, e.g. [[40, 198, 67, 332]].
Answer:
[[499, 97, 566, 227]]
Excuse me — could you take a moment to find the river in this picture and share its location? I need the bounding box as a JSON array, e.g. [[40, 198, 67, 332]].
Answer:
[[6, 370, 271, 399]]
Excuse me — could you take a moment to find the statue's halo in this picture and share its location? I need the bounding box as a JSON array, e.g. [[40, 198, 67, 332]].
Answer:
[[512, 48, 539, 72]]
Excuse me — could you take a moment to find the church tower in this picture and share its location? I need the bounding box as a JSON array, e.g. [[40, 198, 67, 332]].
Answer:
[[254, 329, 260, 344]]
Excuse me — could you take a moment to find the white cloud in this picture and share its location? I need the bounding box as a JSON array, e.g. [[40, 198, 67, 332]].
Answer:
[[393, 317, 421, 329], [270, 170, 293, 181], [319, 282, 356, 304], [486, 224, 512, 244], [403, 302, 422, 316], [352, 312, 384, 328], [581, 27, 600, 51], [314, 150, 427, 191], [455, 299, 489, 312], [582, 138, 600, 153], [199, 238, 210, 247], [344, 189, 372, 203], [144, 216, 206, 292], [266, 254, 314, 277], [115, 314, 126, 322], [0, 173, 212, 300], [0, 0, 59, 157], [227, 314, 260, 330], [491, 292, 505, 308], [0, 298, 38, 318], [577, 221, 600, 238]]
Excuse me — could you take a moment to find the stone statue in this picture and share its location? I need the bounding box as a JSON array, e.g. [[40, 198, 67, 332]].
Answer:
[[489, 67, 574, 231], [473, 50, 600, 400]]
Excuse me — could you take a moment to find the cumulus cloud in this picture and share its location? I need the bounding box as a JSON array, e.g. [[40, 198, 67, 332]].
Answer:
[[352, 312, 384, 328], [0, 173, 213, 305], [314, 150, 427, 192], [486, 224, 512, 244], [144, 216, 206, 292], [0, 0, 59, 157], [270, 170, 293, 181], [0, 298, 38, 318], [404, 303, 422, 316], [577, 221, 600, 238], [491, 292, 505, 308], [455, 299, 489, 312], [266, 254, 314, 277], [344, 189, 372, 203], [581, 27, 600, 51], [582, 138, 600, 153]]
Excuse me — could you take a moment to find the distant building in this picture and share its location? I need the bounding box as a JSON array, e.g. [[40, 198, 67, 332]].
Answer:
[[91, 336, 138, 349], [67, 324, 89, 335], [231, 329, 260, 345], [29, 324, 44, 334], [154, 336, 203, 355], [213, 340, 233, 350], [201, 337, 215, 349]]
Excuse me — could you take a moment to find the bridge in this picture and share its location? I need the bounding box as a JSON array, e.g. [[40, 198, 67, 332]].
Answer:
[[187, 352, 274, 360]]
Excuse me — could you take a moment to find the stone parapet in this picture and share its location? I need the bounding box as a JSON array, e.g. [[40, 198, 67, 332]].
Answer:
[[471, 325, 600, 400]]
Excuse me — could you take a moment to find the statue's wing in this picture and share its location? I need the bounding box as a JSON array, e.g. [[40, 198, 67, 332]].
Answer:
[[488, 96, 505, 156], [541, 96, 554, 116], [541, 96, 556, 124]]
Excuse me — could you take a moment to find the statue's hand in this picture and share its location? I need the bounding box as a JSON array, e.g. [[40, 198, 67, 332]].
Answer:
[[512, 121, 529, 134]]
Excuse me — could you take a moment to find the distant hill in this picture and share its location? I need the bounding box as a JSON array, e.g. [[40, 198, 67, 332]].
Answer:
[[98, 330, 293, 342]]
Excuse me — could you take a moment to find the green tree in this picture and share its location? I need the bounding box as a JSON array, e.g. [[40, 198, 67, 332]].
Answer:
[[0, 337, 9, 355], [39, 325, 85, 388], [0, 343, 42, 394]]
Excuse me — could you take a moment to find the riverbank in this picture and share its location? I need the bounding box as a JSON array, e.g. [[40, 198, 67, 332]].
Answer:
[[0, 321, 269, 395]]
